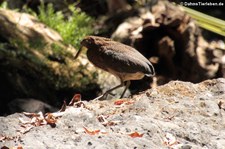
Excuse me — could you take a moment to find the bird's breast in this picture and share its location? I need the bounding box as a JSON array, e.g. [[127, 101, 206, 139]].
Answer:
[[107, 68, 145, 81], [86, 49, 108, 71]]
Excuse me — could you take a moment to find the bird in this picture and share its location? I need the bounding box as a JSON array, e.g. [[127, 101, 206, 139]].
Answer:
[[75, 36, 155, 100]]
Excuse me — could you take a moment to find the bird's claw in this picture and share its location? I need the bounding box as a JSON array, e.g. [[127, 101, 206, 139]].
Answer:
[[108, 92, 116, 96], [93, 91, 115, 101]]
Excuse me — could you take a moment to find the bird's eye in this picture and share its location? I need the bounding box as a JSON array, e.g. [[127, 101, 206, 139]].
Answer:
[[89, 38, 94, 43]]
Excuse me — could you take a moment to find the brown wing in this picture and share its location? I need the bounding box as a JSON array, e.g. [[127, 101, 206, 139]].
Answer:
[[98, 43, 155, 76]]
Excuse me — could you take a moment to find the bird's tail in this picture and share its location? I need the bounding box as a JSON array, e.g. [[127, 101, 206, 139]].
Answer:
[[146, 63, 155, 77]]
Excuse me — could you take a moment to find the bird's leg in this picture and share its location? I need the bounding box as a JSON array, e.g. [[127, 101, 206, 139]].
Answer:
[[93, 82, 125, 100], [120, 81, 130, 98], [102, 82, 125, 99], [108, 92, 116, 96]]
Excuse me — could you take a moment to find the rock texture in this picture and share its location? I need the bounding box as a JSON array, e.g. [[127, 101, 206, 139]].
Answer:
[[1, 78, 224, 148], [0, 8, 101, 114], [1, 1, 224, 116]]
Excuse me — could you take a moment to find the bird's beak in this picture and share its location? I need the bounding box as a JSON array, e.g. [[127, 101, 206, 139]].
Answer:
[[74, 46, 85, 59]]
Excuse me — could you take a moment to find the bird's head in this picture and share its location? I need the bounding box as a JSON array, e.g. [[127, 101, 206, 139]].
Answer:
[[74, 36, 112, 59], [80, 36, 95, 48], [81, 36, 112, 48], [74, 36, 95, 59]]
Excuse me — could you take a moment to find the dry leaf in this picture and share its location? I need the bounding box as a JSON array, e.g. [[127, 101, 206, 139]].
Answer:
[[83, 127, 100, 135], [114, 99, 134, 105], [128, 132, 144, 138], [0, 136, 6, 141], [45, 113, 57, 125], [18, 125, 34, 134], [69, 94, 81, 106], [19, 118, 30, 124], [0, 135, 16, 142], [114, 100, 126, 105], [23, 112, 40, 117]]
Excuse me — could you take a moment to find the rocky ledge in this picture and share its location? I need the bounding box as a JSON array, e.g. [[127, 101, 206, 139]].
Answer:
[[0, 78, 225, 148]]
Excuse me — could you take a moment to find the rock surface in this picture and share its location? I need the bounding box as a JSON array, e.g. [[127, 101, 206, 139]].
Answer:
[[1, 78, 225, 148], [0, 8, 103, 114]]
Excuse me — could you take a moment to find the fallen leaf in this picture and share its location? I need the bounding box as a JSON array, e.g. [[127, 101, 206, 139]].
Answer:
[[83, 127, 100, 135], [18, 118, 30, 124], [45, 113, 57, 125], [128, 132, 144, 138], [114, 99, 134, 105], [18, 125, 34, 134], [126, 101, 135, 105], [0, 135, 16, 142], [23, 112, 40, 117], [69, 94, 81, 106], [0, 136, 6, 141], [114, 100, 126, 105]]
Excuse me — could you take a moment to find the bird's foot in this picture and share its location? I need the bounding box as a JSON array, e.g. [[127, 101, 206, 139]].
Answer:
[[108, 92, 116, 96], [93, 95, 104, 101], [93, 91, 114, 101]]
